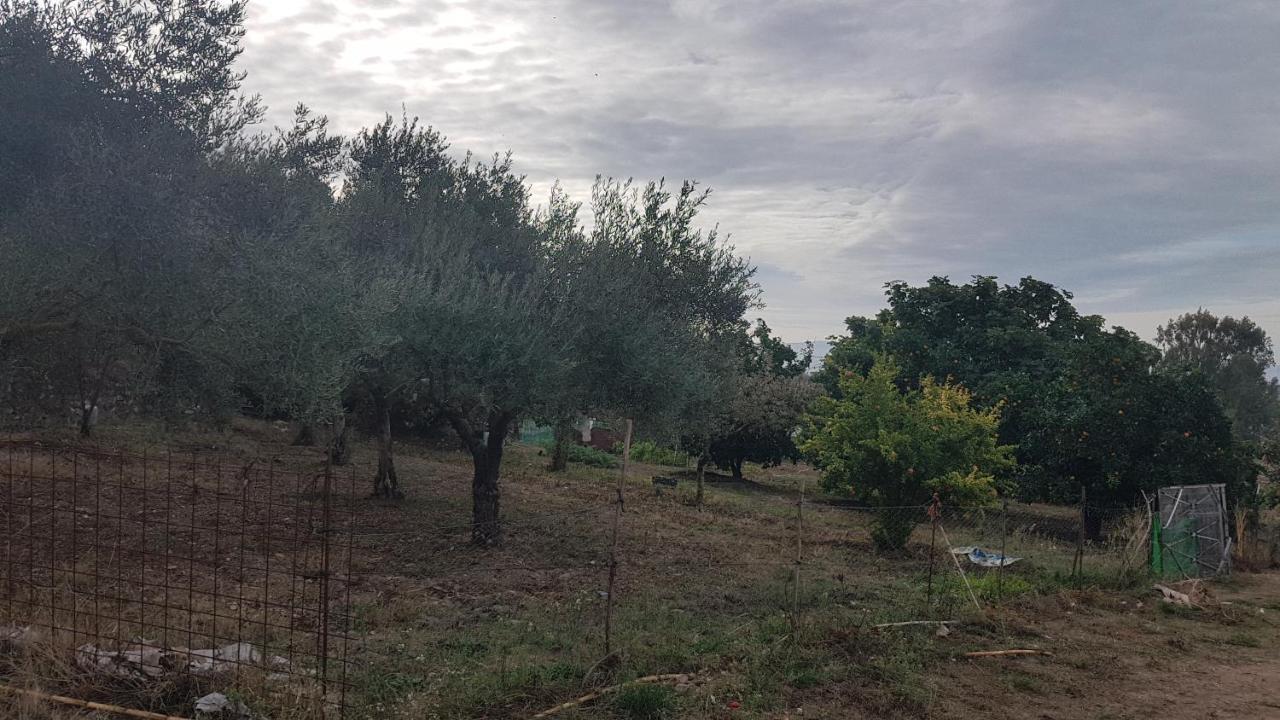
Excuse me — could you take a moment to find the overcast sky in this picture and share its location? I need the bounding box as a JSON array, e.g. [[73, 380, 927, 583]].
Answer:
[[237, 0, 1280, 347]]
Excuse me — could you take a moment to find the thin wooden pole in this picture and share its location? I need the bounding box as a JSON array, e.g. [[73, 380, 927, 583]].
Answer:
[[604, 419, 632, 656], [791, 475, 805, 635], [997, 499, 1008, 600], [0, 685, 192, 720], [1073, 486, 1086, 578], [926, 493, 941, 611]]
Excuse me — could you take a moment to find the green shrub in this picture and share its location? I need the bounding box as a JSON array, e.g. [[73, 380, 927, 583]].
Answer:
[[540, 440, 619, 468], [621, 440, 689, 467], [612, 683, 677, 719]]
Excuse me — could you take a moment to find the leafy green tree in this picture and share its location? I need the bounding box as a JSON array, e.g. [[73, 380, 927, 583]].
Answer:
[[1156, 309, 1279, 440], [1021, 326, 1245, 532], [802, 356, 1014, 550], [819, 276, 1247, 519], [332, 114, 459, 493], [701, 321, 816, 481], [545, 179, 758, 477], [741, 320, 811, 378], [0, 10, 247, 431], [0, 5, 762, 547], [706, 371, 820, 481]]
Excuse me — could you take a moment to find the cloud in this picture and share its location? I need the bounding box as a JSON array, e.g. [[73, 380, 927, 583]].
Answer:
[[237, 0, 1280, 347]]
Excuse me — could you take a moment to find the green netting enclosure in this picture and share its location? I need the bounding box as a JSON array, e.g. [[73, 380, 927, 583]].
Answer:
[[1151, 483, 1231, 578]]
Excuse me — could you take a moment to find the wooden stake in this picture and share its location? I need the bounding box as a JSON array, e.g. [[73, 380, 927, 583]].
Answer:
[[0, 685, 192, 720], [791, 475, 805, 634], [1073, 486, 1086, 577], [604, 419, 632, 656], [926, 493, 941, 612], [927, 517, 938, 608], [997, 498, 1008, 600]]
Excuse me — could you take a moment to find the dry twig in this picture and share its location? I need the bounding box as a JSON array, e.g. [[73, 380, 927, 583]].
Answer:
[[963, 649, 1053, 658], [0, 684, 193, 720], [531, 673, 690, 718]]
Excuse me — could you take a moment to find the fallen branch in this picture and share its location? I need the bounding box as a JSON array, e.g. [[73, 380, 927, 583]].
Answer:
[[0, 684, 192, 720], [1154, 583, 1196, 607], [963, 649, 1053, 658], [873, 620, 956, 629], [531, 674, 689, 718]]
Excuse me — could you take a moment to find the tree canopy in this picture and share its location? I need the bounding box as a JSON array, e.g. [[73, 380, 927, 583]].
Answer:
[[700, 321, 817, 481], [1156, 309, 1279, 440], [803, 355, 1013, 549], [0, 5, 760, 544], [819, 276, 1248, 511]]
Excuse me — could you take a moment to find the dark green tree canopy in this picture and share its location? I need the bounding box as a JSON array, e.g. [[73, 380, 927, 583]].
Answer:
[[820, 276, 1246, 508], [1156, 309, 1278, 440]]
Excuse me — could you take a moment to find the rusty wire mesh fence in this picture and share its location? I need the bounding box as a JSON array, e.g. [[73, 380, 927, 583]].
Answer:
[[0, 444, 356, 718]]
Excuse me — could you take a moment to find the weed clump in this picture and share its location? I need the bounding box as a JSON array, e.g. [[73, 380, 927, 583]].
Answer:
[[612, 683, 677, 719]]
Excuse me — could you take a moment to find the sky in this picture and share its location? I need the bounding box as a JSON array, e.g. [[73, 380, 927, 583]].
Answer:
[[237, 0, 1280, 348]]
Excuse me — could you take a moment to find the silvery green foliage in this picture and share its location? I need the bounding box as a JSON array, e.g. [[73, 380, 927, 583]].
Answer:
[[541, 178, 758, 436]]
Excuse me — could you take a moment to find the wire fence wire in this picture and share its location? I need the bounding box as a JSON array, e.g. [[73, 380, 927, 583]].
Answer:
[[0, 444, 356, 719]]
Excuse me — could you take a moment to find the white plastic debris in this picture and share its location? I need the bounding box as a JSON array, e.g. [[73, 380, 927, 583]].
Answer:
[[74, 641, 281, 680], [194, 692, 253, 718]]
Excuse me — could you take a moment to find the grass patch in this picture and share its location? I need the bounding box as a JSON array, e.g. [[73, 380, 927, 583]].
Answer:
[[1004, 671, 1044, 694], [613, 683, 678, 719], [540, 441, 620, 468], [1224, 631, 1263, 648], [623, 440, 690, 467]]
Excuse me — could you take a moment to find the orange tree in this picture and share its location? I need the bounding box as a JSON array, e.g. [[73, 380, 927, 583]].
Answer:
[[802, 355, 1015, 550]]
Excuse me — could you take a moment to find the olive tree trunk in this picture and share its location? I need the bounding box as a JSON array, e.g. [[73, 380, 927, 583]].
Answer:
[[371, 394, 401, 499], [695, 451, 708, 508], [328, 412, 351, 466], [292, 424, 316, 446], [448, 410, 514, 545], [549, 422, 572, 472]]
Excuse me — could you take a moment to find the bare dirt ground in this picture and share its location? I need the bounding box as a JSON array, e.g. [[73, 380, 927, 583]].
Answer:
[[792, 575, 1280, 720]]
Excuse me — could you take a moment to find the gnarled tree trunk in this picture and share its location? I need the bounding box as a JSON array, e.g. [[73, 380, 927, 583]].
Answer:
[[549, 422, 572, 472], [695, 451, 708, 508], [372, 394, 401, 499], [449, 410, 513, 545], [329, 412, 351, 466], [472, 413, 512, 544], [292, 423, 316, 446], [730, 456, 744, 481], [78, 401, 98, 437]]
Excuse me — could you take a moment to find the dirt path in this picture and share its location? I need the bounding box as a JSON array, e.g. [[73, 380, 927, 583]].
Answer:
[[927, 575, 1280, 720]]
